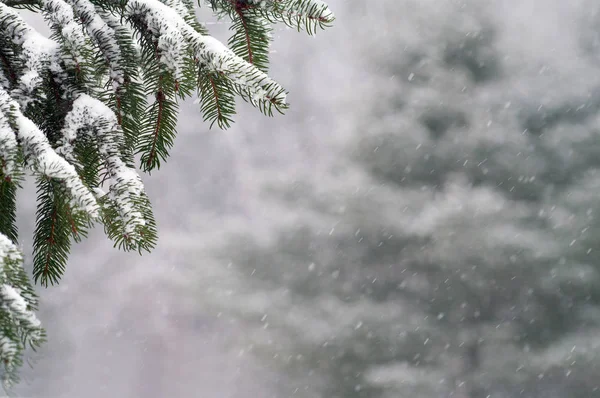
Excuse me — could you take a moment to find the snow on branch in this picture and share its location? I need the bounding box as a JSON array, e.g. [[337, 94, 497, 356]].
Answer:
[[0, 89, 100, 217], [0, 233, 44, 390], [0, 3, 60, 108], [126, 0, 287, 107], [0, 283, 42, 344], [163, 0, 198, 29], [41, 0, 87, 66], [61, 93, 149, 238], [0, 235, 20, 273], [66, 0, 126, 91], [0, 110, 18, 178], [126, 0, 187, 79], [0, 0, 333, 386], [189, 33, 286, 104]]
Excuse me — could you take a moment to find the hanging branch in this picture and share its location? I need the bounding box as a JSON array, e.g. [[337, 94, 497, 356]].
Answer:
[[0, 0, 333, 389]]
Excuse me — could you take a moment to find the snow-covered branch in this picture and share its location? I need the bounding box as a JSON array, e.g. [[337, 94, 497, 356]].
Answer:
[[0, 233, 44, 390], [0, 88, 100, 217]]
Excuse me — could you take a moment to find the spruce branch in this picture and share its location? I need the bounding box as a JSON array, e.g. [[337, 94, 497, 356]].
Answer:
[[64, 0, 126, 91], [208, 0, 334, 35], [127, 0, 289, 121], [0, 0, 40, 11], [0, 88, 101, 217], [0, 145, 21, 245], [0, 234, 45, 391], [227, 0, 272, 72], [61, 93, 157, 248], [0, 0, 333, 388], [0, 179, 18, 244], [32, 175, 73, 286], [41, 0, 88, 69], [196, 68, 235, 128], [259, 0, 335, 34], [99, 10, 147, 151]]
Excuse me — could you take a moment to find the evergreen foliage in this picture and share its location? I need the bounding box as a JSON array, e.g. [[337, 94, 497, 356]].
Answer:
[[0, 0, 333, 390]]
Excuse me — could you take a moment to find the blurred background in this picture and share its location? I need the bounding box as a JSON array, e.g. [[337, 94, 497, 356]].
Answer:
[[13, 0, 600, 396]]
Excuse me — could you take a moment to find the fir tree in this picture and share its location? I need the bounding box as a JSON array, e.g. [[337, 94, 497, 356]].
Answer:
[[0, 0, 333, 390]]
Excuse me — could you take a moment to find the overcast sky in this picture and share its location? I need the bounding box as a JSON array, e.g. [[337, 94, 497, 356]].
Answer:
[[13, 0, 600, 397]]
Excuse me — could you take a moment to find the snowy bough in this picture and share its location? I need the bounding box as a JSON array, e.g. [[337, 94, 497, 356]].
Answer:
[[0, 0, 333, 390]]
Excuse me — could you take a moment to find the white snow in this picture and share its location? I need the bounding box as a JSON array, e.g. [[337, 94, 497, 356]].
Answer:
[[61, 93, 147, 236], [0, 88, 100, 217], [0, 234, 43, 377], [42, 0, 87, 66], [66, 0, 125, 90], [0, 235, 22, 265], [126, 0, 287, 105], [0, 285, 42, 330]]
